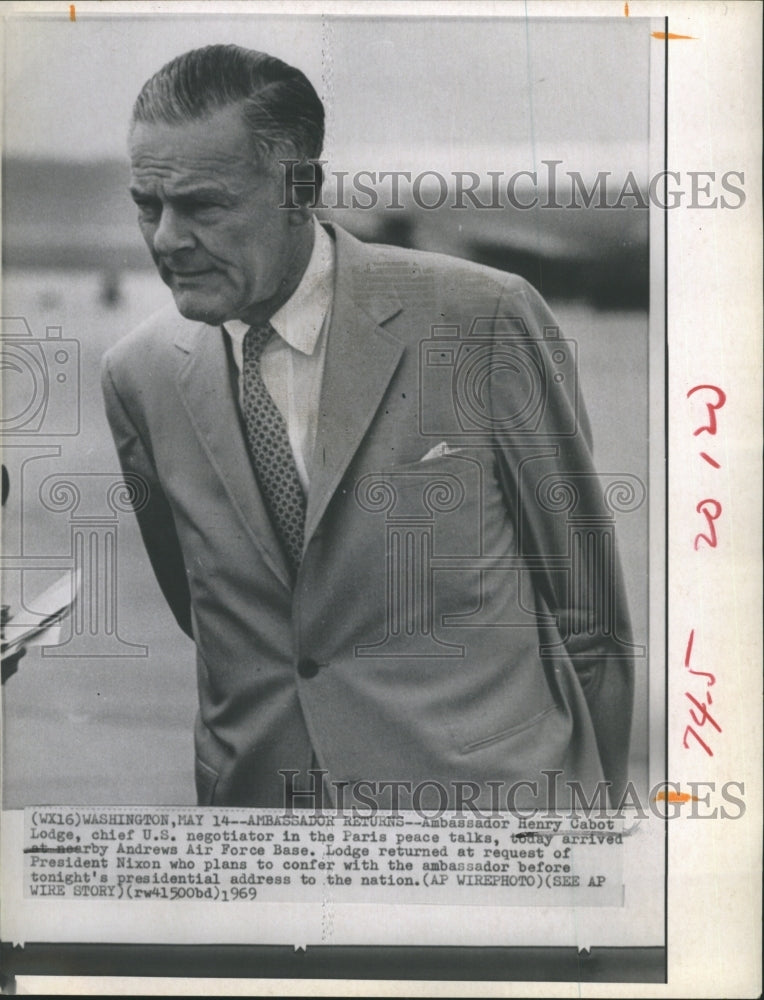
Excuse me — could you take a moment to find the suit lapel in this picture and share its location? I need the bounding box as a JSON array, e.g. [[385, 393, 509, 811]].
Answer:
[[174, 323, 292, 588], [170, 225, 404, 577], [305, 227, 404, 544]]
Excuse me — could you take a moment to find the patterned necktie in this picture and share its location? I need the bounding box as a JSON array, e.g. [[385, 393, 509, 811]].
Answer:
[[241, 323, 306, 575]]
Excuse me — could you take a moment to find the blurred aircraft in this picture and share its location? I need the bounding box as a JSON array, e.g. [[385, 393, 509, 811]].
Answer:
[[3, 157, 648, 309]]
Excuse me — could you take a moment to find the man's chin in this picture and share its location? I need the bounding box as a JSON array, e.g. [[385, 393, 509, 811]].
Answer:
[[171, 292, 228, 326]]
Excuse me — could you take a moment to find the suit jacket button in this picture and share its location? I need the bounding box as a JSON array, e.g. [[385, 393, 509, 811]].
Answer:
[[297, 658, 321, 679]]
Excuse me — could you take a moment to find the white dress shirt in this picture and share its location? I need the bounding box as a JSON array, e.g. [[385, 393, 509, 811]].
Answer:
[[223, 219, 335, 492]]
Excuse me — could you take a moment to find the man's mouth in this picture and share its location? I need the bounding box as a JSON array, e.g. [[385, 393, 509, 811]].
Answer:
[[158, 260, 217, 282], [169, 268, 215, 279]]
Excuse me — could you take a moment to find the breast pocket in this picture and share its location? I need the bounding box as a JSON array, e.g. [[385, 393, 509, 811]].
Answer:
[[358, 451, 494, 559]]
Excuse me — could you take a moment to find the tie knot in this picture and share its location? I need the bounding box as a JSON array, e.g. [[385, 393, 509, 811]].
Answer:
[[243, 323, 276, 365]]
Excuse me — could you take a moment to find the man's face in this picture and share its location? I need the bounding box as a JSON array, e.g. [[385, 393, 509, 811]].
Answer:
[[129, 104, 306, 325]]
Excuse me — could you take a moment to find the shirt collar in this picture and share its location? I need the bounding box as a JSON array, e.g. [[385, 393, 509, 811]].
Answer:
[[223, 217, 334, 357]]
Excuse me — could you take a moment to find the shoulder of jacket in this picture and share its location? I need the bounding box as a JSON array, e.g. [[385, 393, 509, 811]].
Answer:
[[353, 236, 534, 301], [330, 221, 530, 294], [102, 302, 193, 373]]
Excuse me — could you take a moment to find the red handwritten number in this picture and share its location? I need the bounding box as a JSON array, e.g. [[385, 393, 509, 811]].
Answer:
[[685, 691, 722, 732], [683, 388, 726, 757], [683, 630, 720, 756], [687, 384, 726, 436], [694, 498, 722, 550], [683, 629, 716, 684], [683, 726, 714, 757], [683, 629, 694, 666]]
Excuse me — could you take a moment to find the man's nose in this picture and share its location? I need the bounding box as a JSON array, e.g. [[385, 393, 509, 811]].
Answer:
[[152, 207, 195, 257]]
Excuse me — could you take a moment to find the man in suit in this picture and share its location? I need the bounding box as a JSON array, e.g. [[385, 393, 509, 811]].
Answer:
[[102, 44, 635, 811]]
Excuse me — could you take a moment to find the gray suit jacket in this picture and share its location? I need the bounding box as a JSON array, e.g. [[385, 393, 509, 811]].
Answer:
[[102, 223, 634, 808]]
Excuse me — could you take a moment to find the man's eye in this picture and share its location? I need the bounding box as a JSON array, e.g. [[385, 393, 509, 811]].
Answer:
[[135, 200, 160, 220], [187, 200, 224, 214]]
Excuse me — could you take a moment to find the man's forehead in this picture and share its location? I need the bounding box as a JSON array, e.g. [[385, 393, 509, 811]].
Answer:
[[128, 162, 270, 205], [128, 172, 238, 199], [129, 141, 274, 199], [129, 154, 253, 188], [129, 106, 261, 173]]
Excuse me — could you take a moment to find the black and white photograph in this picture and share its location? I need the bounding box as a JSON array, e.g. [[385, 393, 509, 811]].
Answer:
[[0, 1, 760, 995]]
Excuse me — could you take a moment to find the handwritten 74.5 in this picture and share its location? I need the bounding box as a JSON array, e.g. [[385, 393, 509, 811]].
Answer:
[[682, 384, 726, 757]]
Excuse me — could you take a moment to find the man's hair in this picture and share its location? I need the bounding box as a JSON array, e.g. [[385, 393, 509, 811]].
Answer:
[[131, 44, 324, 172]]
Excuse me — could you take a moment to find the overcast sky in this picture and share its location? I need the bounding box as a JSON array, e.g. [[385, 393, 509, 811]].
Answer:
[[3, 14, 651, 175]]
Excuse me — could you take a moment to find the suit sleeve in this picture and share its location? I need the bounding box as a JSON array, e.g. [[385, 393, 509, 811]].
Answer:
[[101, 356, 193, 639], [491, 277, 635, 801]]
